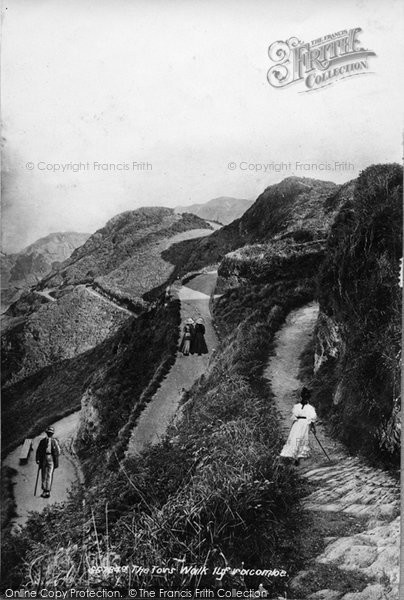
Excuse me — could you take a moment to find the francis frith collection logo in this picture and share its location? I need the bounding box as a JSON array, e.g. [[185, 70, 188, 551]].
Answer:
[[267, 28, 376, 91]]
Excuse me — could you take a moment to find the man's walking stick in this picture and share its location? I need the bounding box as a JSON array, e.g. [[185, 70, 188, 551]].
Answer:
[[34, 464, 41, 496], [312, 430, 331, 462], [50, 466, 54, 493]]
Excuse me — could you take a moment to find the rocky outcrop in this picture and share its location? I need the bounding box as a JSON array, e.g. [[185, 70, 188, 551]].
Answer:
[[76, 388, 102, 447], [313, 311, 344, 374], [219, 239, 326, 286]]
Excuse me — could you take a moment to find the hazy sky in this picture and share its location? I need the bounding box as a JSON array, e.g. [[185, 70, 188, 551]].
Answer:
[[1, 0, 403, 252]]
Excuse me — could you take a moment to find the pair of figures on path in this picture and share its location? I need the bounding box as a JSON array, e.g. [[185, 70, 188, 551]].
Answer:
[[35, 426, 60, 498], [179, 317, 208, 356], [280, 387, 317, 466]]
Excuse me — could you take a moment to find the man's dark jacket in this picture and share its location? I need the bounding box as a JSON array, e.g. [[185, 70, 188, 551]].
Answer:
[[36, 437, 60, 468]]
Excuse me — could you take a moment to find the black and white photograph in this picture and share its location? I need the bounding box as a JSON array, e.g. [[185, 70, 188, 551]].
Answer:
[[1, 1, 402, 599]]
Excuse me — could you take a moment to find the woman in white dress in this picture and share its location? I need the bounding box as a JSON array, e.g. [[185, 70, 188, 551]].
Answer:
[[280, 387, 317, 466]]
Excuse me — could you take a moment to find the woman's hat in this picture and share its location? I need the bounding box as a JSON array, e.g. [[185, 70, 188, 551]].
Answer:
[[196, 318, 204, 324], [186, 318, 194, 324]]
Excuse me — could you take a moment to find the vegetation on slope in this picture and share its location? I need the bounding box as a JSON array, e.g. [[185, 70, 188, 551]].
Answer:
[[314, 164, 402, 465], [77, 298, 181, 468], [0, 466, 17, 530], [1, 287, 127, 387]]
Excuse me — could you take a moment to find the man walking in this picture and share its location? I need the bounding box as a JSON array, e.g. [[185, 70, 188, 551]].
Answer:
[[36, 426, 60, 498]]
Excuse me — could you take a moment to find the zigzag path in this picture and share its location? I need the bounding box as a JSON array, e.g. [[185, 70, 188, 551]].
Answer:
[[126, 271, 219, 455], [3, 226, 219, 529]]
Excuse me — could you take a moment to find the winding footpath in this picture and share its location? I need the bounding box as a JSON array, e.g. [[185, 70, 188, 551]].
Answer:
[[126, 271, 218, 455], [3, 412, 83, 530], [265, 303, 400, 600], [2, 226, 220, 530]]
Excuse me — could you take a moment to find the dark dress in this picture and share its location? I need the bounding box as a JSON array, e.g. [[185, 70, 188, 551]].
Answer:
[[191, 323, 208, 355]]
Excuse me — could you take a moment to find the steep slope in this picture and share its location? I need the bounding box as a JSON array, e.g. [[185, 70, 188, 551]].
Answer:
[[178, 176, 341, 274], [2, 286, 128, 387], [175, 196, 254, 224], [1, 232, 90, 311], [313, 163, 402, 464], [40, 208, 210, 299]]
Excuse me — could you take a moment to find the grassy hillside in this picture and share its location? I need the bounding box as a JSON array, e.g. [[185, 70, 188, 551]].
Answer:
[[40, 209, 211, 295], [1, 287, 128, 387], [172, 177, 340, 275], [76, 298, 181, 467], [314, 164, 402, 465]]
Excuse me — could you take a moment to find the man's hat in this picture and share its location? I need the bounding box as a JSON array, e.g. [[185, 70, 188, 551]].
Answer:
[[46, 426, 55, 434]]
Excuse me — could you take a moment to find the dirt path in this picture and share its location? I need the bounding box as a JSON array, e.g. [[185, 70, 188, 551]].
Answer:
[[126, 270, 218, 456], [264, 303, 400, 600], [3, 412, 82, 530], [84, 285, 135, 316], [35, 289, 56, 302], [84, 226, 221, 317]]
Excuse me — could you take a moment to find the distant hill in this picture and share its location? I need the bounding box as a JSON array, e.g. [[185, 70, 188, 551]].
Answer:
[[1, 232, 90, 311], [175, 196, 254, 225], [39, 208, 211, 302]]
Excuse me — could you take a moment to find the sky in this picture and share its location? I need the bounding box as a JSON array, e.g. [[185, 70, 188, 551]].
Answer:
[[1, 0, 403, 252]]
